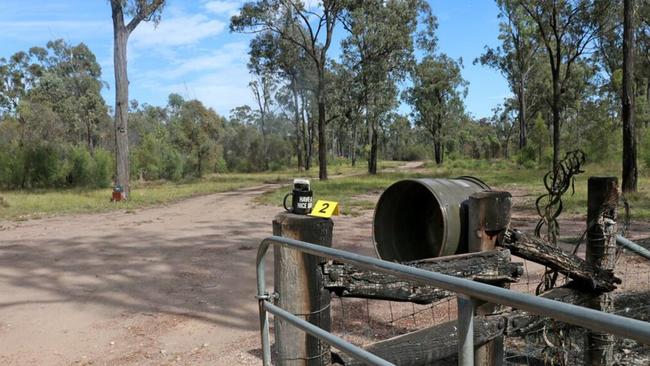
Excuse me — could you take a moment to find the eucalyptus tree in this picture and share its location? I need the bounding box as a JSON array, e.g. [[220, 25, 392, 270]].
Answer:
[[340, 0, 420, 174], [328, 61, 363, 165], [0, 41, 109, 149], [517, 0, 609, 168], [406, 54, 467, 165], [622, 0, 637, 192], [110, 0, 165, 196], [248, 27, 317, 170], [476, 0, 539, 148], [231, 0, 344, 180], [169, 97, 223, 178], [0, 49, 44, 120], [637, 0, 650, 128], [491, 102, 517, 159]]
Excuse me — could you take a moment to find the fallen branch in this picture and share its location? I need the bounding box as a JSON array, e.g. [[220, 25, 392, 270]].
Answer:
[[500, 229, 621, 292]]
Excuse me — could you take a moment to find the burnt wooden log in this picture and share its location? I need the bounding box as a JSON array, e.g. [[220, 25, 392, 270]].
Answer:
[[334, 284, 596, 366], [500, 229, 621, 292], [335, 315, 507, 366], [322, 249, 523, 304]]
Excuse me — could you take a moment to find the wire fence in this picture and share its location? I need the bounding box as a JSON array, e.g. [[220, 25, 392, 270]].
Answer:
[[328, 242, 650, 365]]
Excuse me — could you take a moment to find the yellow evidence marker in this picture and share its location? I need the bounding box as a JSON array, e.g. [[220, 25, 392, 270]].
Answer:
[[309, 200, 340, 218]]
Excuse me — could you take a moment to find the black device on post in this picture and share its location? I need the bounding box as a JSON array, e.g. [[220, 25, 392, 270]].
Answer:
[[283, 178, 313, 215]]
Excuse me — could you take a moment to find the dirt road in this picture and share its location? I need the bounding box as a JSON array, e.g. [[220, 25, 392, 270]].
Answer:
[[0, 183, 378, 366], [1, 168, 648, 365]]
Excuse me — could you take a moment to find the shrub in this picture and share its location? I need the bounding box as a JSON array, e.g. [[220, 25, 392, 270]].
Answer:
[[400, 144, 428, 161], [92, 148, 114, 188], [642, 128, 650, 171], [516, 146, 537, 167], [25, 143, 67, 188], [67, 145, 94, 186], [161, 146, 184, 181]]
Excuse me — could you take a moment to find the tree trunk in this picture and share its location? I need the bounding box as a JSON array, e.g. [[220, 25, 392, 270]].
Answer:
[[351, 119, 358, 167], [302, 94, 312, 171], [112, 8, 131, 197], [551, 80, 561, 170], [433, 128, 443, 165], [518, 78, 527, 148], [291, 79, 303, 169], [368, 122, 378, 174], [622, 0, 637, 193], [86, 121, 94, 154], [317, 70, 328, 180]]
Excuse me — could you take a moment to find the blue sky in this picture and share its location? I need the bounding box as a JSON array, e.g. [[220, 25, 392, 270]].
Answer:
[[0, 0, 509, 119]]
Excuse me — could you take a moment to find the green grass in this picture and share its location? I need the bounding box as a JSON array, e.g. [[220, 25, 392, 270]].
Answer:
[[3, 158, 649, 221], [259, 171, 429, 216], [261, 158, 650, 219], [424, 159, 650, 219], [0, 161, 371, 220]]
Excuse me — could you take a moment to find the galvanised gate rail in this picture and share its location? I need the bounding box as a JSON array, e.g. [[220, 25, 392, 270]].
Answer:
[[256, 236, 650, 366]]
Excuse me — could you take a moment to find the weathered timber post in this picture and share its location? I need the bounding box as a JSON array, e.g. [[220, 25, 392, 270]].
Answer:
[[273, 212, 333, 366], [467, 191, 512, 366], [585, 177, 617, 366]]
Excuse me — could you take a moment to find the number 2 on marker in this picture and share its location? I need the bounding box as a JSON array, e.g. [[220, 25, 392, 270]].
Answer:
[[310, 200, 339, 218], [319, 203, 330, 214]]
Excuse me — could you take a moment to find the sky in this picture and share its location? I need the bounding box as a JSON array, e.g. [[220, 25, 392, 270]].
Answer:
[[0, 0, 510, 119]]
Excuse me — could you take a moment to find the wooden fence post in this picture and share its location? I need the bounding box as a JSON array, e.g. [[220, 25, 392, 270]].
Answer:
[[585, 177, 617, 366], [468, 191, 512, 366], [273, 212, 333, 366]]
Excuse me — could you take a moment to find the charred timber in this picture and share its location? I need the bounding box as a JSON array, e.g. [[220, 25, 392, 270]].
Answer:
[[334, 284, 597, 366], [322, 249, 523, 304], [500, 229, 621, 292]]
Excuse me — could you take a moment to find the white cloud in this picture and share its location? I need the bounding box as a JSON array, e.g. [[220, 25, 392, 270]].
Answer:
[[0, 20, 110, 42], [129, 40, 254, 116], [156, 69, 254, 116], [204, 0, 242, 16], [151, 41, 248, 79], [131, 14, 225, 48]]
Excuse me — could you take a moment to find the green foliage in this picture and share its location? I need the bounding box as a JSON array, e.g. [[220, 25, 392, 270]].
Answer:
[[516, 145, 537, 167], [529, 113, 549, 165], [66, 146, 114, 188], [92, 148, 113, 188], [399, 144, 429, 161], [67, 145, 94, 186], [641, 128, 650, 171], [0, 143, 114, 189]]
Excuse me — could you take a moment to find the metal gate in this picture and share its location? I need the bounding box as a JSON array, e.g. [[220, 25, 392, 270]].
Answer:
[[256, 235, 650, 366]]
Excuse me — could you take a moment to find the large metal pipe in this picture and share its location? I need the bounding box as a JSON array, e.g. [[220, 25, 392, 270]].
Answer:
[[373, 177, 489, 261]]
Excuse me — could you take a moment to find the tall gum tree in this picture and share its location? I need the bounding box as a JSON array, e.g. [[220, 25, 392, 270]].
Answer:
[[406, 54, 467, 165], [622, 0, 637, 192], [476, 0, 539, 149], [517, 0, 609, 168], [231, 0, 343, 180], [340, 0, 420, 174], [110, 0, 165, 197]]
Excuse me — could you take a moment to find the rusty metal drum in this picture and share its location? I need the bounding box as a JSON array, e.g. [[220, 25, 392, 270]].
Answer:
[[373, 177, 489, 262]]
